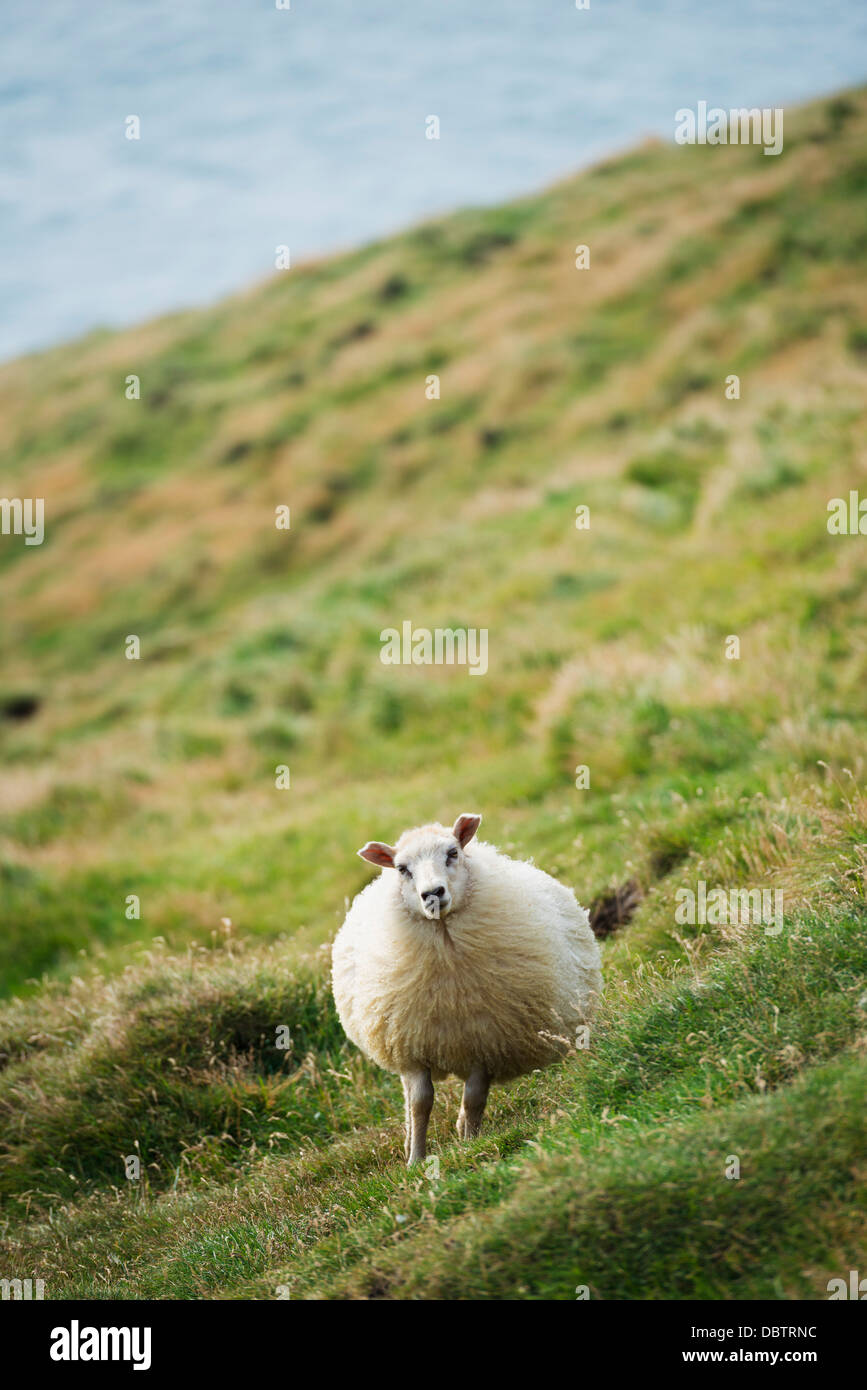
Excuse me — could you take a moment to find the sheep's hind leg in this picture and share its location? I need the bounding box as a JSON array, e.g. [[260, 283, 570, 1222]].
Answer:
[[402, 1068, 434, 1166], [457, 1064, 489, 1140]]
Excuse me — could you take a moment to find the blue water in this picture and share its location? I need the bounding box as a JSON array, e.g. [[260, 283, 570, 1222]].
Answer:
[[1, 0, 865, 362]]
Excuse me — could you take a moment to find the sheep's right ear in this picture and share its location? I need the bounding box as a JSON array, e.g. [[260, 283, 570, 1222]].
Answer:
[[358, 841, 397, 868]]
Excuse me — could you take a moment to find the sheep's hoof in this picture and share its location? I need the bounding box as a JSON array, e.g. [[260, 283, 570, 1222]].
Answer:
[[456, 1112, 481, 1141]]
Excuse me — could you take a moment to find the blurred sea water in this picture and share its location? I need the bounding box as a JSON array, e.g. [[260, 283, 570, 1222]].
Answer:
[[0, 0, 865, 361]]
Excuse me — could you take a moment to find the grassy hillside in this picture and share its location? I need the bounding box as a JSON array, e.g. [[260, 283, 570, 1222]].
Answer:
[[1, 86, 866, 1300]]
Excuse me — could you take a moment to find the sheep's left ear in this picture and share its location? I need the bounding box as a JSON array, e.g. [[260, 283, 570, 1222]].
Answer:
[[453, 813, 481, 847], [358, 841, 396, 868]]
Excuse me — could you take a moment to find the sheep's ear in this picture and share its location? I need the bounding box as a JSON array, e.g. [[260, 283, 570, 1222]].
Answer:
[[358, 841, 397, 868], [453, 813, 481, 847]]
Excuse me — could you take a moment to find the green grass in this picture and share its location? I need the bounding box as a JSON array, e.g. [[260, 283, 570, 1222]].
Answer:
[[0, 86, 866, 1299]]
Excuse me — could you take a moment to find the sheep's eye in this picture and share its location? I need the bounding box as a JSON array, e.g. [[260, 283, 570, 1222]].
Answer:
[[398, 864, 411, 878], [446, 847, 458, 863]]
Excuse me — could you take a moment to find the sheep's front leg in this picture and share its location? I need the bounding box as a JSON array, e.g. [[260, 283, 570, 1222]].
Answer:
[[401, 1068, 434, 1165], [401, 1076, 412, 1161], [456, 1064, 489, 1140]]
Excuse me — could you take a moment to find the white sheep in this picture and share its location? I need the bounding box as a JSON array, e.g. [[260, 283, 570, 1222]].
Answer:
[[331, 813, 603, 1164]]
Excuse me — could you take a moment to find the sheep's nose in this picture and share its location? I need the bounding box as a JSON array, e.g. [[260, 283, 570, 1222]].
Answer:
[[423, 886, 446, 901]]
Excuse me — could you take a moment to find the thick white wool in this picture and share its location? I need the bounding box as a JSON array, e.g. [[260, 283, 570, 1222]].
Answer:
[[332, 837, 602, 1083]]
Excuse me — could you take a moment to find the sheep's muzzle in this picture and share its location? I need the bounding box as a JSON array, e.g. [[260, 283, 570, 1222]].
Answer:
[[421, 892, 448, 920]]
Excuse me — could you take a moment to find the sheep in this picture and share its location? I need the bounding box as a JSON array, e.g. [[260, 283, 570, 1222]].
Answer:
[[331, 812, 602, 1164]]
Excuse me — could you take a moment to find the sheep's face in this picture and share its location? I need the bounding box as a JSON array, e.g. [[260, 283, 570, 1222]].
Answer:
[[358, 813, 481, 922]]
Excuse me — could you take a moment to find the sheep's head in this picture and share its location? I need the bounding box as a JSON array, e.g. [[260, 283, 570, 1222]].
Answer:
[[358, 813, 481, 920]]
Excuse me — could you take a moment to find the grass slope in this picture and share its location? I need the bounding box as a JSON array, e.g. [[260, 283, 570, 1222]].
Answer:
[[1, 87, 866, 1299]]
